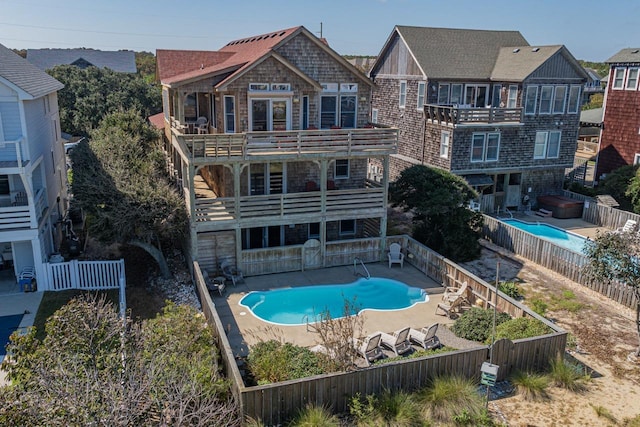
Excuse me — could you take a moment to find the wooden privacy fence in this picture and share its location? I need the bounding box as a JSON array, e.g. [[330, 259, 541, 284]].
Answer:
[[482, 215, 639, 309], [562, 190, 640, 230], [193, 233, 566, 424], [42, 259, 125, 291]]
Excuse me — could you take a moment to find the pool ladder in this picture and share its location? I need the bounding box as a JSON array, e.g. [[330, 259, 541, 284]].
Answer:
[[353, 257, 370, 279]]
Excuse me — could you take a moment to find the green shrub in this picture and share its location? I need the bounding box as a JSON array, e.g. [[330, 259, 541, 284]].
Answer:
[[498, 281, 522, 299], [510, 370, 550, 401], [247, 340, 325, 384], [549, 356, 590, 392], [451, 307, 511, 342], [565, 182, 597, 197], [491, 317, 553, 342], [529, 298, 548, 316], [288, 404, 340, 427], [419, 376, 485, 423]]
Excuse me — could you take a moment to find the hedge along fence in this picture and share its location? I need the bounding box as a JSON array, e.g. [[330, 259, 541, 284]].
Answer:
[[482, 215, 639, 309], [193, 235, 566, 425]]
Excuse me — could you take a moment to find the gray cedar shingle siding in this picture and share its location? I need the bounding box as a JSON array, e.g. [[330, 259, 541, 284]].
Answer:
[[27, 48, 137, 73], [0, 43, 64, 99]]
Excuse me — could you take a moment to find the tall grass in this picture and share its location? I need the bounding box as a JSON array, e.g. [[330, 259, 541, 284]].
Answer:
[[549, 356, 590, 392], [510, 370, 550, 401], [349, 390, 425, 427], [418, 376, 485, 423], [288, 404, 340, 427]]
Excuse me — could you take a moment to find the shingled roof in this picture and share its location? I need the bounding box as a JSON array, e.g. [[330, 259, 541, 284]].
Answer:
[[393, 26, 529, 80], [0, 43, 63, 99], [27, 48, 137, 73], [606, 48, 640, 64], [491, 45, 566, 81]]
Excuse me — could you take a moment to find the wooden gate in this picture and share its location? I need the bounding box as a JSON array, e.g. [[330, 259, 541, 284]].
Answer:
[[302, 239, 321, 270]]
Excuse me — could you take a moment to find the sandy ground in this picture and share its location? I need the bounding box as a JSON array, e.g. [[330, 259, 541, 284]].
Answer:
[[462, 242, 640, 427]]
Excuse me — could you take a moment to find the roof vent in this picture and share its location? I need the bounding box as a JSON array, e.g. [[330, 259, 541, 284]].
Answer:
[[200, 64, 204, 69], [512, 48, 520, 53], [532, 47, 540, 52], [632, 49, 640, 54]]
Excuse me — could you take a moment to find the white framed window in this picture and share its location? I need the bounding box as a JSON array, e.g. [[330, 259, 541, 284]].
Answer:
[[417, 82, 426, 110], [249, 83, 269, 91], [320, 95, 338, 128], [43, 95, 50, 114], [567, 86, 581, 114], [507, 85, 518, 108], [524, 86, 538, 115], [450, 84, 463, 105], [321, 82, 339, 92], [399, 80, 407, 108], [534, 130, 561, 159], [552, 86, 567, 114], [270, 83, 290, 91], [626, 68, 639, 90], [308, 222, 320, 240], [440, 131, 450, 158], [302, 96, 309, 129], [371, 108, 378, 124], [340, 83, 358, 92], [438, 83, 450, 104], [339, 219, 356, 236], [224, 96, 235, 133], [335, 159, 349, 179], [613, 68, 626, 89], [340, 95, 356, 128], [539, 85, 553, 114], [471, 132, 500, 162], [634, 153, 640, 165]]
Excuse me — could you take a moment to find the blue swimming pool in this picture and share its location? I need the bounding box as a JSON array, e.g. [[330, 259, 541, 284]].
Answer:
[[502, 219, 588, 253], [239, 277, 428, 325]]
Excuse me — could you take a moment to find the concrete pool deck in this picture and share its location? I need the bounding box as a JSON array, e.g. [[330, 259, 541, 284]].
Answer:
[[211, 262, 459, 358]]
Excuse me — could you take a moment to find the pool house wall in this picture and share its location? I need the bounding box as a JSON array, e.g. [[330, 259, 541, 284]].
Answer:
[[482, 214, 638, 309], [193, 234, 566, 424]]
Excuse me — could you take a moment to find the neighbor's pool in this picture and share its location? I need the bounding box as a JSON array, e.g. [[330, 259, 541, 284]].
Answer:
[[239, 277, 428, 325], [502, 219, 588, 253]]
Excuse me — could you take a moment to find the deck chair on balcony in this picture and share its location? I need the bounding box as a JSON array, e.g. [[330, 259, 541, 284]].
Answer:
[[195, 117, 208, 134], [12, 192, 27, 206], [352, 333, 384, 366], [409, 323, 441, 350], [378, 327, 412, 356], [220, 259, 244, 286], [387, 243, 404, 268]]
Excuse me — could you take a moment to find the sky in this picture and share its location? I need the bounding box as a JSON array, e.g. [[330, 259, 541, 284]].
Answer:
[[0, 0, 637, 62]]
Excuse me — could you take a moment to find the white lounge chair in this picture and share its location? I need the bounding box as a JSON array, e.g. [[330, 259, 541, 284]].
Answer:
[[378, 327, 412, 356], [614, 219, 637, 234], [387, 243, 404, 268], [409, 324, 441, 350], [353, 333, 384, 366], [442, 281, 469, 302]]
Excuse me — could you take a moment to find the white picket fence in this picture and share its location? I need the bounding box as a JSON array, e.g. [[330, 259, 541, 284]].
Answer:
[[42, 259, 125, 291]]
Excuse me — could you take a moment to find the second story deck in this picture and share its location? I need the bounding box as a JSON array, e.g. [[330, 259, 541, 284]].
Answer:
[[425, 104, 523, 127], [170, 123, 398, 164]]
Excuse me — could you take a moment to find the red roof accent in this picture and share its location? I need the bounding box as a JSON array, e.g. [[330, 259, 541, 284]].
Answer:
[[157, 27, 301, 86], [148, 112, 165, 130]]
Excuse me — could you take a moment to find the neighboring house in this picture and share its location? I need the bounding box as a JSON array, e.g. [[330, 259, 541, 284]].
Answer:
[[156, 26, 397, 275], [595, 48, 640, 180], [0, 44, 68, 283], [26, 48, 136, 73], [369, 26, 587, 212], [582, 67, 604, 103]]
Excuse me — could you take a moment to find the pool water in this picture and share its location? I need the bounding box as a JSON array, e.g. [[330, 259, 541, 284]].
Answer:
[[502, 219, 587, 253], [239, 277, 428, 325]]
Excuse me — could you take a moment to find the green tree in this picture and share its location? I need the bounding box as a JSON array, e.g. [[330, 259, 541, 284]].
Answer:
[[70, 110, 187, 277], [0, 295, 240, 426], [135, 51, 157, 83], [48, 64, 161, 136], [389, 165, 482, 262], [584, 231, 640, 359], [598, 164, 639, 212], [582, 92, 603, 110], [625, 166, 640, 214]]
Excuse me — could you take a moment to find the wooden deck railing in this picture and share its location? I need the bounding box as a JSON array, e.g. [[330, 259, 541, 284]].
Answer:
[[175, 127, 398, 162], [193, 188, 385, 229], [425, 104, 522, 125]]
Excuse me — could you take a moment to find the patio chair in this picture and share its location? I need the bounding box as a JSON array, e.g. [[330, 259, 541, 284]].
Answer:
[[195, 116, 208, 134], [378, 327, 412, 356], [352, 333, 384, 366], [409, 323, 441, 350], [435, 294, 467, 318], [614, 219, 637, 234], [220, 259, 244, 286], [387, 242, 404, 268], [442, 281, 468, 302], [202, 270, 225, 296]]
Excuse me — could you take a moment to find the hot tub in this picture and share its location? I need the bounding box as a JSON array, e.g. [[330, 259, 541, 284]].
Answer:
[[536, 195, 584, 219]]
